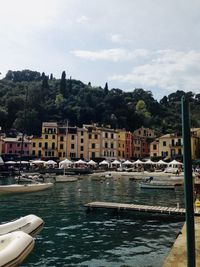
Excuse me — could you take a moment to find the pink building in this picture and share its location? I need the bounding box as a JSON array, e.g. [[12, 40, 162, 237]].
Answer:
[[2, 135, 31, 158]]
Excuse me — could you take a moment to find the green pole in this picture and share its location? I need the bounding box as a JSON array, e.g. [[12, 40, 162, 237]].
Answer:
[[181, 96, 195, 267]]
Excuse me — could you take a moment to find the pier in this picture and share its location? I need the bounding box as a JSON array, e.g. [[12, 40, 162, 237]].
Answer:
[[84, 201, 200, 217], [163, 217, 200, 266]]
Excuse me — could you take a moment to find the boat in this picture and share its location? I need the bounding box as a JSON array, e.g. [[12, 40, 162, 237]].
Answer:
[[0, 183, 53, 195], [55, 175, 78, 182], [0, 214, 44, 237], [0, 231, 34, 267], [140, 181, 175, 190]]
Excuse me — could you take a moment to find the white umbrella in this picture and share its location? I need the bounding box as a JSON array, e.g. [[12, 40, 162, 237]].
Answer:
[[44, 160, 57, 166], [87, 160, 97, 165], [59, 159, 73, 168], [168, 160, 183, 166], [122, 160, 133, 165], [0, 156, 4, 165], [16, 161, 30, 164], [75, 159, 86, 164], [133, 159, 144, 164], [5, 161, 16, 164], [157, 160, 168, 165], [99, 160, 109, 166], [144, 159, 156, 164], [31, 160, 46, 164], [112, 159, 121, 164]]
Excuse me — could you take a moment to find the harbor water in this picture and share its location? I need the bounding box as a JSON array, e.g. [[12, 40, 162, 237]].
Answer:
[[0, 176, 185, 267]]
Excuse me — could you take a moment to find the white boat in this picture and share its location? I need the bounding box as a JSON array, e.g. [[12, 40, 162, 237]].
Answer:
[[55, 175, 78, 182], [0, 231, 34, 267], [0, 214, 44, 237], [140, 181, 175, 189], [0, 183, 53, 195]]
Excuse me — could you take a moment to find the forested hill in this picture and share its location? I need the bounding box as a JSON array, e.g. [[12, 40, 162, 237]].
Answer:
[[0, 69, 200, 136]]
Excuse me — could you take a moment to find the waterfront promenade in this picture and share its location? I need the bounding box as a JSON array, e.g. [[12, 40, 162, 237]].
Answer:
[[163, 216, 200, 266]]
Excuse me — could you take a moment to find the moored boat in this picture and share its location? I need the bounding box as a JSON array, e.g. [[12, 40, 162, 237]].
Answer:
[[0, 214, 44, 237], [140, 181, 175, 190], [55, 175, 78, 182], [0, 183, 53, 195], [0, 231, 34, 267]]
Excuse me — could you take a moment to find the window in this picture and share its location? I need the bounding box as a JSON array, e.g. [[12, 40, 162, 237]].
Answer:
[[32, 150, 35, 156], [89, 134, 92, 139], [80, 153, 84, 158], [52, 143, 55, 149], [45, 151, 47, 156], [81, 138, 84, 143], [105, 142, 108, 148], [92, 143, 95, 149], [38, 150, 42, 157], [48, 151, 51, 156], [111, 143, 113, 149], [24, 144, 27, 148], [45, 142, 48, 149], [33, 142, 36, 148], [95, 134, 98, 139], [39, 142, 42, 147], [163, 141, 166, 146], [9, 143, 12, 148], [63, 152, 66, 157], [81, 131, 84, 136], [71, 135, 75, 140], [81, 146, 84, 151], [58, 152, 62, 157], [92, 152, 95, 158], [111, 133, 114, 139], [71, 144, 75, 149], [105, 133, 108, 138], [60, 144, 64, 149], [153, 144, 157, 150], [60, 136, 64, 142], [17, 143, 20, 147], [52, 135, 55, 139], [45, 135, 48, 139]]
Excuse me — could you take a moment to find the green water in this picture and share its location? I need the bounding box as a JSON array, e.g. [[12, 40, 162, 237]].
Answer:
[[0, 177, 184, 267]]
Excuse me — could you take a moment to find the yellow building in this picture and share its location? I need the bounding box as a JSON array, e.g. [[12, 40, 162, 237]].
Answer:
[[57, 126, 67, 160], [117, 130, 126, 159], [150, 129, 200, 160], [31, 136, 43, 158], [101, 127, 118, 159], [84, 124, 101, 159], [41, 122, 58, 158], [77, 127, 89, 160]]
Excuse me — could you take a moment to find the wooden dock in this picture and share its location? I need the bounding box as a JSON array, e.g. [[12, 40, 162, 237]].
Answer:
[[84, 201, 200, 217]]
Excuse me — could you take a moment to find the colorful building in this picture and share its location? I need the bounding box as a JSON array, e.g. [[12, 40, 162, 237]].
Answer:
[[133, 127, 156, 158]]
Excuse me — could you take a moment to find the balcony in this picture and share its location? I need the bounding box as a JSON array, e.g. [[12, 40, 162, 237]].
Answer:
[[169, 143, 182, 148]]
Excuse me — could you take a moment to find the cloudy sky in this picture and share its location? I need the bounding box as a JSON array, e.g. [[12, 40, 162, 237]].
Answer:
[[0, 0, 200, 99]]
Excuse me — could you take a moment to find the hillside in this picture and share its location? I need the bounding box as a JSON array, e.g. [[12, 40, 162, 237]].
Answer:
[[0, 70, 200, 135]]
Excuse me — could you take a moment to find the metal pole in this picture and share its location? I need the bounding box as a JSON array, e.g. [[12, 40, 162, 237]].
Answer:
[[181, 96, 195, 267]]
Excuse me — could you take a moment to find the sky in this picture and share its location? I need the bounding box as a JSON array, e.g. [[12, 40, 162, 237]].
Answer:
[[0, 0, 200, 100]]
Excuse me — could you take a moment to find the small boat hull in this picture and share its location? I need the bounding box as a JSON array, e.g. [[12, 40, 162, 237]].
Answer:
[[0, 214, 44, 237], [0, 231, 34, 267], [140, 182, 175, 189], [0, 183, 53, 195], [55, 175, 78, 182]]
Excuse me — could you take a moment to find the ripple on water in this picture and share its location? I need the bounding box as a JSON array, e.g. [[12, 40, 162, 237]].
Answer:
[[1, 177, 185, 267]]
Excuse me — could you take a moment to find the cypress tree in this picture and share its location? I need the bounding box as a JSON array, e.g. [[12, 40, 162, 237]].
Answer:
[[60, 71, 67, 97], [104, 82, 109, 94]]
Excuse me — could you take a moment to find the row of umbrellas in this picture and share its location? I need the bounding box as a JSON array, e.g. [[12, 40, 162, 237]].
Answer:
[[3, 158, 183, 167]]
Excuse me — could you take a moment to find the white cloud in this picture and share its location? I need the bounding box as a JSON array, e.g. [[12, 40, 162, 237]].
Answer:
[[109, 50, 200, 93], [71, 48, 149, 62], [77, 15, 90, 23], [110, 34, 132, 44]]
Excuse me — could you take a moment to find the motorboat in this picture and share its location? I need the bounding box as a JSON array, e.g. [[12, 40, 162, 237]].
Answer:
[[55, 175, 78, 182], [0, 183, 53, 195], [0, 214, 44, 237], [140, 181, 175, 190], [0, 231, 34, 267]]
